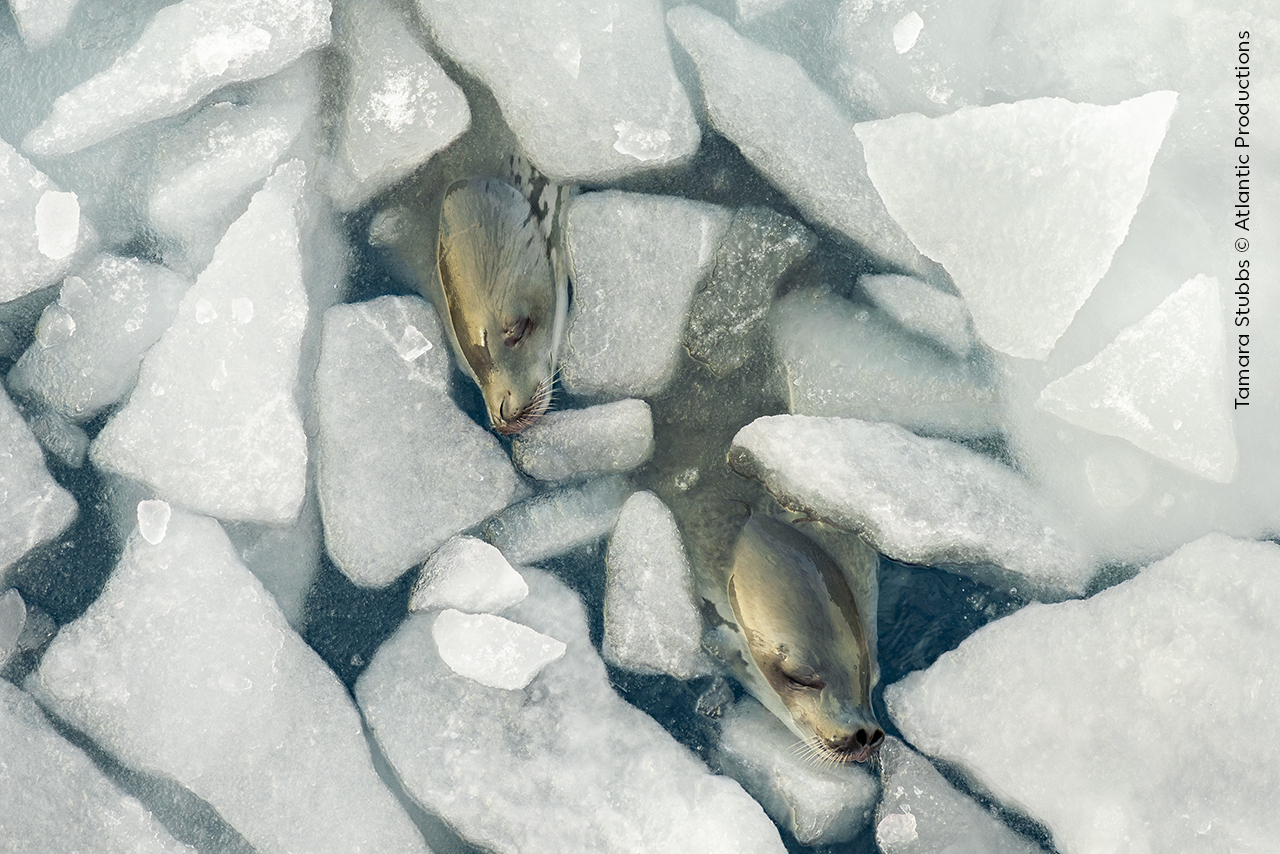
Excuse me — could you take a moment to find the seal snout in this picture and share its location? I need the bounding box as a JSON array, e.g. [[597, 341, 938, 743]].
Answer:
[[822, 724, 885, 763]]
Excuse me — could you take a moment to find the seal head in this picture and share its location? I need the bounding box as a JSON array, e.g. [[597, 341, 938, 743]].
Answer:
[[724, 514, 883, 763], [435, 177, 565, 434]]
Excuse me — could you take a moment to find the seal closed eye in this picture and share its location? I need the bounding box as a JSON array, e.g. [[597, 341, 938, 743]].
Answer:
[[434, 175, 568, 434]]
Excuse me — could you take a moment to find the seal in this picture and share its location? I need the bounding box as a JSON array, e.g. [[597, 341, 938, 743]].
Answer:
[[432, 171, 569, 433]]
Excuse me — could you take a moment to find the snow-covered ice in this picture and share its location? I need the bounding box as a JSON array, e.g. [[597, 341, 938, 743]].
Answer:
[[684, 207, 815, 377], [31, 509, 430, 854], [875, 737, 1041, 854], [561, 191, 730, 398], [666, 6, 928, 276], [22, 0, 333, 157], [9, 0, 82, 49], [410, 536, 529, 614], [854, 91, 1178, 359], [887, 533, 1280, 854], [358, 567, 787, 854], [1, 137, 95, 304], [7, 255, 190, 422], [90, 161, 310, 525], [729, 415, 1094, 599], [859, 273, 976, 358], [433, 608, 566, 690], [715, 697, 878, 846], [483, 475, 628, 566], [0, 386, 78, 586], [770, 288, 999, 438], [415, 0, 698, 181], [314, 295, 519, 587], [0, 681, 196, 854], [603, 491, 710, 679], [511, 399, 654, 482], [1037, 274, 1236, 482], [327, 0, 470, 210]]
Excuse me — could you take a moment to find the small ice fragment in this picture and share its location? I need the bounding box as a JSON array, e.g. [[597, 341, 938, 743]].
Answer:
[[35, 191, 81, 260], [231, 297, 254, 324], [613, 121, 673, 161], [432, 609, 566, 690], [892, 12, 925, 54], [35, 303, 77, 347], [396, 325, 433, 361], [137, 500, 172, 545], [410, 537, 528, 613], [554, 37, 582, 78], [1, 589, 26, 669], [195, 299, 217, 323], [877, 812, 919, 846]]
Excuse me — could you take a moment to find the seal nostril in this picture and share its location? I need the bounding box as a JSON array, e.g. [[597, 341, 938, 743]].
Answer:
[[870, 728, 884, 748], [855, 728, 869, 747]]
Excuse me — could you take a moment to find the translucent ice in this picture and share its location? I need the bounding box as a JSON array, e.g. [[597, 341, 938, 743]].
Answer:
[[22, 0, 332, 157], [314, 296, 519, 587], [358, 568, 786, 854], [1037, 275, 1236, 483], [1, 681, 196, 854], [876, 737, 1041, 854], [224, 487, 324, 630], [715, 697, 877, 846], [770, 288, 998, 438], [91, 161, 310, 525], [729, 415, 1094, 599], [854, 91, 1178, 359], [0, 387, 78, 586], [25, 408, 90, 467], [483, 476, 628, 566], [433, 609, 566, 690], [327, 0, 470, 210], [859, 273, 976, 358], [603, 491, 710, 679], [416, 0, 698, 181], [0, 588, 24, 670], [684, 207, 815, 377], [666, 6, 926, 275], [511, 399, 654, 482], [561, 191, 730, 398], [9, 0, 82, 49], [1, 137, 95, 304], [886, 533, 1280, 854], [31, 510, 429, 854], [410, 536, 529, 614], [8, 255, 190, 422]]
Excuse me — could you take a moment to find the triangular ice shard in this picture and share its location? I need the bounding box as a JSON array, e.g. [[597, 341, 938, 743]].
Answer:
[[854, 91, 1177, 359], [1037, 275, 1237, 483]]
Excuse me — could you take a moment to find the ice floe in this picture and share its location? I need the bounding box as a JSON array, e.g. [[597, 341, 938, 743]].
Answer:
[[358, 567, 786, 854], [410, 536, 529, 614], [887, 533, 1280, 854], [91, 161, 310, 525], [730, 415, 1093, 598], [31, 509, 429, 854], [314, 295, 519, 586], [9, 0, 81, 49], [854, 91, 1178, 359], [512, 399, 654, 482]]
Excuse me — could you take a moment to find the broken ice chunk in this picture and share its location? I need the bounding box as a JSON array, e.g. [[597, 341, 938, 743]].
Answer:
[[511, 399, 654, 482], [23, 0, 333, 157], [0, 589, 24, 670], [716, 697, 877, 846], [0, 387, 78, 586], [561, 191, 731, 398], [859, 273, 976, 358], [1, 138, 95, 304], [892, 12, 925, 54], [666, 6, 927, 275], [358, 568, 787, 854], [26, 408, 90, 467], [415, 0, 698, 181], [684, 207, 815, 377], [876, 737, 1042, 854], [136, 500, 172, 545], [31, 509, 430, 854], [91, 161, 310, 525], [433, 609, 566, 690], [223, 487, 324, 630], [603, 491, 710, 680], [9, 0, 81, 49], [410, 536, 529, 614], [0, 681, 197, 854], [729, 415, 1094, 599], [1037, 275, 1236, 483], [327, 0, 470, 210], [770, 288, 998, 438], [7, 255, 190, 423], [854, 91, 1178, 359], [886, 533, 1280, 854], [483, 476, 629, 566], [315, 296, 519, 587]]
